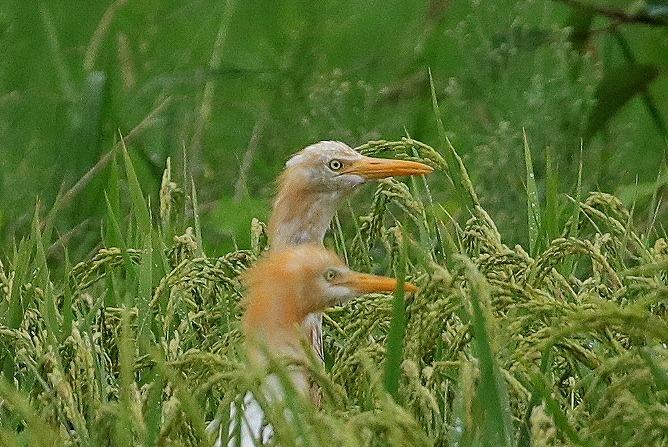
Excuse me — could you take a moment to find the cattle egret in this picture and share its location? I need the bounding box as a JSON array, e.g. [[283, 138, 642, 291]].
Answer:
[[223, 244, 416, 446], [267, 141, 431, 364], [268, 141, 433, 250]]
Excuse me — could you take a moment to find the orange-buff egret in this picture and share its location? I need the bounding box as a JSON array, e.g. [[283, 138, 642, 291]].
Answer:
[[223, 244, 416, 446]]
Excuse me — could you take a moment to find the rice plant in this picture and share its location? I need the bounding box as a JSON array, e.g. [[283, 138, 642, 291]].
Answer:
[[1, 136, 667, 447]]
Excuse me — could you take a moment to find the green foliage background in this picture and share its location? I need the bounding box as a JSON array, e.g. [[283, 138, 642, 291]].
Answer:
[[1, 0, 667, 257], [1, 1, 668, 446]]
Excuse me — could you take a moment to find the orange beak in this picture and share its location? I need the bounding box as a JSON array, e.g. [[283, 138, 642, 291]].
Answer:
[[341, 156, 433, 179], [341, 272, 418, 294]]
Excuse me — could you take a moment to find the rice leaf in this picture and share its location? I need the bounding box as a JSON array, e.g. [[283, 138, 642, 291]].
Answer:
[[460, 255, 515, 447], [121, 140, 152, 238], [383, 230, 409, 401], [584, 63, 660, 141], [544, 146, 559, 242], [523, 130, 541, 256]]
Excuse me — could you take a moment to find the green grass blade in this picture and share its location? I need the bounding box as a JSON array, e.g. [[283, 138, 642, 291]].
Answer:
[[190, 178, 205, 257], [60, 263, 74, 338], [428, 68, 479, 210], [460, 256, 515, 447], [450, 361, 476, 447], [2, 209, 43, 377], [29, 203, 49, 288], [143, 363, 166, 447], [121, 139, 152, 238], [404, 136, 448, 263], [383, 231, 408, 400], [115, 308, 136, 446], [160, 157, 173, 239], [104, 192, 138, 294], [137, 232, 154, 351], [573, 143, 583, 230], [332, 211, 349, 264], [544, 146, 559, 241], [104, 152, 122, 247], [38, 4, 75, 102], [563, 143, 584, 275], [523, 130, 541, 256], [517, 347, 552, 447]]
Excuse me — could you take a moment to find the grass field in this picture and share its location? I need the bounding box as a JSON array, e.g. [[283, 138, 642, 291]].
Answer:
[[1, 135, 667, 446], [1, 1, 668, 446]]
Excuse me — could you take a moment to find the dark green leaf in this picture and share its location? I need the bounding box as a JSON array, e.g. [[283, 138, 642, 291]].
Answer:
[[584, 63, 660, 141]]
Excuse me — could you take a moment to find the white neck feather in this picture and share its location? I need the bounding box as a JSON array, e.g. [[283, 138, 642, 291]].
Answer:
[[269, 190, 342, 250]]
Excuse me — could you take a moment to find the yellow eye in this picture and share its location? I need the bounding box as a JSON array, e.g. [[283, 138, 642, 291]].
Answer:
[[328, 159, 343, 171], [323, 269, 337, 282]]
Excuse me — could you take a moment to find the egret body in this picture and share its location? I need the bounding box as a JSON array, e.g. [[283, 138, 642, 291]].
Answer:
[[225, 245, 416, 446]]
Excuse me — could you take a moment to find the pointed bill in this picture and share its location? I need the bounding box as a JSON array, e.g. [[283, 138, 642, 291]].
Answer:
[[341, 272, 418, 294], [341, 156, 433, 179]]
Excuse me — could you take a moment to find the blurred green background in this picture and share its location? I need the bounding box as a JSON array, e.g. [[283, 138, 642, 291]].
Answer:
[[1, 0, 667, 260]]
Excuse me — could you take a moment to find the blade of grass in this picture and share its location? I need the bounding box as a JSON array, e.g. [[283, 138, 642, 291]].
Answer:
[[404, 133, 446, 264], [191, 0, 236, 160], [449, 361, 476, 447], [104, 192, 138, 291], [3, 208, 43, 378], [332, 212, 349, 264], [160, 157, 173, 239], [101, 153, 122, 247], [383, 229, 409, 401], [459, 255, 515, 447], [121, 137, 152, 238], [545, 146, 559, 241], [563, 142, 584, 275], [83, 0, 129, 72], [30, 202, 49, 288], [115, 307, 135, 446], [523, 129, 541, 256], [517, 347, 553, 447], [137, 232, 154, 351], [60, 260, 74, 338], [76, 71, 107, 169], [39, 4, 75, 101], [29, 205, 63, 354], [428, 68, 479, 210], [143, 355, 166, 447], [191, 178, 205, 257], [645, 163, 666, 245]]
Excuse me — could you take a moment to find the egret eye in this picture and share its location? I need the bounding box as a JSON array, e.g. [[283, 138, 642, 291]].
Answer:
[[323, 269, 338, 282], [328, 159, 343, 171]]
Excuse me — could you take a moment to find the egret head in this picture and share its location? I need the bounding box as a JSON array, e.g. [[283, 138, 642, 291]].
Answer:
[[282, 141, 433, 193], [268, 141, 433, 248], [242, 245, 417, 334]]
